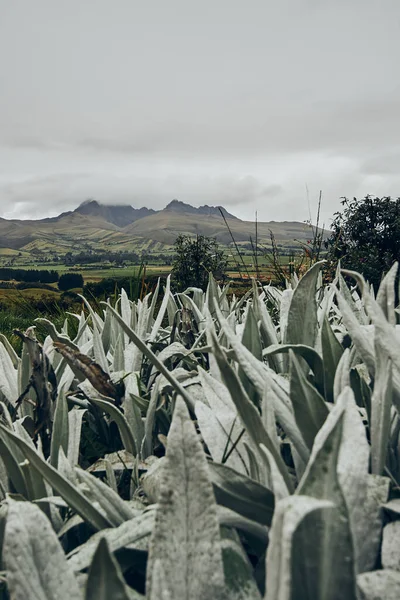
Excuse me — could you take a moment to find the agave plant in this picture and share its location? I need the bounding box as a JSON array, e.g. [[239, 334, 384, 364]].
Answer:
[[0, 265, 399, 599]]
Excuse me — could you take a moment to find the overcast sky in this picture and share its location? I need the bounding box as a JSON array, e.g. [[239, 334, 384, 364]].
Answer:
[[1, 0, 399, 225]]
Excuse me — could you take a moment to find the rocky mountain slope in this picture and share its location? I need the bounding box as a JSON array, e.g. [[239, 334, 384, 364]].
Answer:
[[0, 200, 314, 255]]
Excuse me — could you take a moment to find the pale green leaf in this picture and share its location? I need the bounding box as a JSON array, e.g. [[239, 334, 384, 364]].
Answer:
[[321, 316, 344, 402], [67, 509, 155, 572], [265, 495, 356, 600], [146, 397, 225, 600], [285, 261, 323, 347], [50, 388, 69, 468], [208, 461, 275, 526], [289, 350, 329, 450], [85, 537, 131, 600], [75, 467, 135, 527], [0, 423, 111, 531], [357, 570, 400, 600], [382, 521, 400, 571], [4, 498, 80, 600]]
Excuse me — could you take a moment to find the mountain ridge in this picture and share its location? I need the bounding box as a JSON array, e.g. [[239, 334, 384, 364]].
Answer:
[[0, 199, 316, 255]]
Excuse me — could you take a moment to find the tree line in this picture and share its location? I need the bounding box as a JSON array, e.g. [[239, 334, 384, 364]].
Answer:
[[0, 268, 59, 283]]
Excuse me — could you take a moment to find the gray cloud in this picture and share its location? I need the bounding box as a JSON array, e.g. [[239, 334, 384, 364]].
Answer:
[[0, 0, 399, 225]]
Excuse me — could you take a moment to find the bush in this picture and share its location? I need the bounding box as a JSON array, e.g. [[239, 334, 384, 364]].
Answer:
[[172, 234, 228, 291], [0, 267, 59, 283], [58, 272, 84, 291], [326, 195, 400, 289]]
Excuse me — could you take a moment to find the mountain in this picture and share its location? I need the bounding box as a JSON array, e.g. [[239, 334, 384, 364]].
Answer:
[[73, 199, 156, 227], [123, 208, 309, 246], [0, 199, 317, 256], [164, 199, 238, 220]]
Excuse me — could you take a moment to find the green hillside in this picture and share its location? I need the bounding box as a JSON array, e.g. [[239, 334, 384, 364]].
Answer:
[[0, 200, 321, 265]]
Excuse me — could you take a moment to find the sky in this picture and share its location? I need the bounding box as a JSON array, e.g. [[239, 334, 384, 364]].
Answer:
[[1, 0, 400, 226]]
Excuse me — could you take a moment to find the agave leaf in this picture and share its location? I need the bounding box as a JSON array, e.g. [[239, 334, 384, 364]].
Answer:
[[149, 560, 172, 600], [195, 401, 249, 475], [197, 366, 236, 412], [261, 387, 280, 454], [382, 521, 400, 571], [336, 290, 375, 378], [0, 333, 19, 368], [259, 444, 289, 501], [0, 458, 7, 500], [295, 392, 356, 593], [120, 288, 132, 333], [243, 440, 262, 481], [206, 272, 221, 317], [87, 396, 137, 456], [238, 305, 263, 405], [113, 333, 125, 371], [142, 380, 160, 460], [103, 302, 195, 410], [333, 348, 351, 401], [50, 388, 69, 468], [19, 458, 49, 515], [221, 527, 262, 600], [296, 398, 345, 501], [85, 537, 131, 600], [75, 467, 135, 527], [0, 501, 7, 563], [321, 316, 344, 402], [140, 457, 165, 503], [101, 304, 113, 355], [0, 423, 111, 530], [35, 318, 78, 350], [357, 475, 390, 571], [265, 494, 356, 600], [376, 262, 398, 326], [53, 342, 121, 401], [252, 280, 282, 372], [67, 509, 155, 572], [0, 436, 28, 498], [285, 261, 323, 348], [208, 462, 274, 526], [212, 304, 309, 464], [146, 397, 225, 600], [218, 506, 268, 551], [179, 292, 204, 328], [92, 319, 110, 374], [357, 570, 400, 600], [383, 498, 400, 515], [123, 391, 145, 460], [67, 408, 85, 466], [339, 273, 367, 323], [131, 294, 152, 371], [371, 344, 392, 475], [4, 498, 80, 600], [148, 275, 171, 342], [279, 288, 293, 345], [344, 270, 400, 411], [264, 343, 325, 395], [0, 341, 18, 405], [78, 293, 104, 332], [241, 305, 263, 361], [104, 458, 118, 493], [210, 327, 294, 492], [334, 388, 378, 573], [289, 350, 329, 450]]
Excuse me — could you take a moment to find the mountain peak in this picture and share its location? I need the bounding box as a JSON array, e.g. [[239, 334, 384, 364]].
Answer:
[[79, 199, 100, 208], [74, 200, 156, 227], [164, 199, 238, 220]]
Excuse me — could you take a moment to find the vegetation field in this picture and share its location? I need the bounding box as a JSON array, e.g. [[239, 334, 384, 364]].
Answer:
[[0, 261, 399, 598]]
